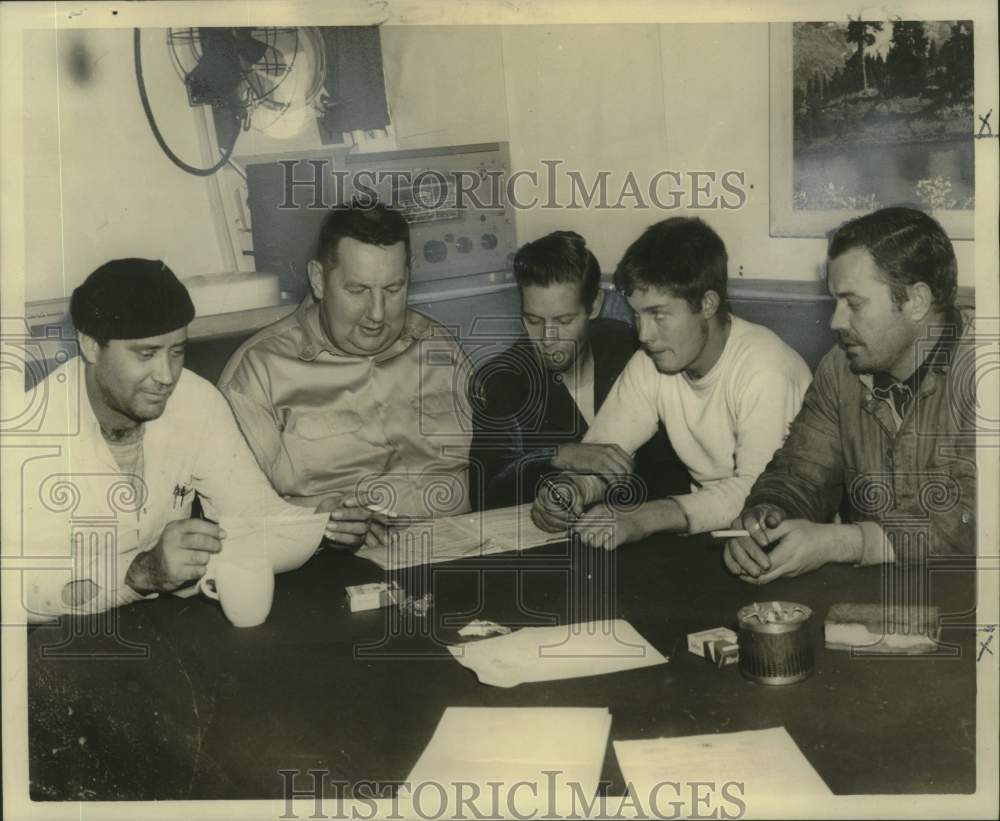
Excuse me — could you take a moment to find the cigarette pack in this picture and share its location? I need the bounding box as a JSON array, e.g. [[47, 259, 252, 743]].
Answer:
[[687, 627, 738, 658], [704, 639, 740, 667], [346, 582, 402, 613]]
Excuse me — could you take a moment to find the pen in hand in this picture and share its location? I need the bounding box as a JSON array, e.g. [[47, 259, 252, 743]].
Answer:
[[542, 478, 578, 519], [363, 504, 431, 526]]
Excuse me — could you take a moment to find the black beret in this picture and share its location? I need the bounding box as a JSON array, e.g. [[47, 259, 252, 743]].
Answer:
[[70, 259, 195, 341]]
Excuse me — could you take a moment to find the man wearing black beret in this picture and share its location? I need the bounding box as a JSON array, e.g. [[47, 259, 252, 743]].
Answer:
[[19, 259, 335, 621]]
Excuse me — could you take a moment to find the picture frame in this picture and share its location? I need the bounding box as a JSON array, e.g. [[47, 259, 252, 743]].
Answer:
[[769, 21, 975, 239]]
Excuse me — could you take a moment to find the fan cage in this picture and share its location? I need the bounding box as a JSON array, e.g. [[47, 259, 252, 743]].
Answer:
[[166, 27, 325, 115]]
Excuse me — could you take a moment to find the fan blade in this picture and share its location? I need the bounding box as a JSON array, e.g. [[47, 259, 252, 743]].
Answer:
[[185, 28, 243, 107], [232, 28, 270, 65]]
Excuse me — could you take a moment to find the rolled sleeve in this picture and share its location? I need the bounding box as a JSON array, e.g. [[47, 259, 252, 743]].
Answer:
[[108, 548, 160, 607]]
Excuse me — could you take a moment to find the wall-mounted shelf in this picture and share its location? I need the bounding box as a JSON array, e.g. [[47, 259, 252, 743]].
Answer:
[[25, 294, 299, 342]]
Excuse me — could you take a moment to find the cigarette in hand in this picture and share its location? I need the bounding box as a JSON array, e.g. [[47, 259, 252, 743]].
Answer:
[[710, 529, 750, 539], [365, 504, 397, 519]]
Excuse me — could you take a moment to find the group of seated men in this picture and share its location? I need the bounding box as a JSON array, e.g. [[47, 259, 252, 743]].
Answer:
[[20, 202, 976, 620]]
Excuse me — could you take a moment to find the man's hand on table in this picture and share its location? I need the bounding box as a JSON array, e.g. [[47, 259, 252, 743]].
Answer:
[[722, 504, 786, 579], [317, 494, 388, 552], [126, 519, 225, 595], [552, 442, 634, 480], [725, 508, 865, 584], [531, 473, 598, 532], [571, 496, 689, 550], [571, 502, 642, 550]]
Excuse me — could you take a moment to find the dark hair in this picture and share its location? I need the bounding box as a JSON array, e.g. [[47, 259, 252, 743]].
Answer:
[[314, 201, 411, 270], [513, 230, 602, 312], [613, 217, 729, 315], [827, 206, 957, 310]]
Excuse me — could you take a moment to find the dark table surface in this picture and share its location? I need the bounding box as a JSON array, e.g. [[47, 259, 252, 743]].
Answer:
[[27, 534, 979, 801]]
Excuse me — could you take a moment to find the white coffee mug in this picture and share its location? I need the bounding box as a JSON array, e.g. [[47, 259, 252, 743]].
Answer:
[[198, 554, 274, 628]]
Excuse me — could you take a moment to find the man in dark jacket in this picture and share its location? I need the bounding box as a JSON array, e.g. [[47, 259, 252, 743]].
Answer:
[[469, 230, 688, 511], [725, 207, 977, 583]]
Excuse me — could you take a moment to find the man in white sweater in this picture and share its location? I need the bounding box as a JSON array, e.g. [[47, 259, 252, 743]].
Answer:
[[531, 217, 812, 549], [16, 259, 335, 622]]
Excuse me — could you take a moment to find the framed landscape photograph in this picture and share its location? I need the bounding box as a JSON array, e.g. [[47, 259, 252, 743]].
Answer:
[[770, 20, 975, 238]]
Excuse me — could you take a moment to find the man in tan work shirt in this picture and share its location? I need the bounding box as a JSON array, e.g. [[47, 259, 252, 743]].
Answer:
[[219, 203, 472, 551]]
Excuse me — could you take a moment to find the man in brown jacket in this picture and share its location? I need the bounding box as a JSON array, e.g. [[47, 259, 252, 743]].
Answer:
[[725, 207, 976, 583]]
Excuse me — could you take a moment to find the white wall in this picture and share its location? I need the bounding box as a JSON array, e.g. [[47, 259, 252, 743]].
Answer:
[[379, 23, 975, 288], [24, 28, 228, 302], [381, 25, 509, 150], [24, 23, 977, 302], [501, 25, 671, 277]]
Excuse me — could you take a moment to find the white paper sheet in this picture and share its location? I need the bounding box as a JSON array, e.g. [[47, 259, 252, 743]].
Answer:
[[357, 503, 566, 570], [449, 619, 668, 687], [404, 707, 611, 818], [613, 727, 831, 816], [175, 513, 328, 598], [219, 513, 329, 573]]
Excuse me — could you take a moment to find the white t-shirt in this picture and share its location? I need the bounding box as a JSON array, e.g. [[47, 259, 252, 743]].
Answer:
[[584, 316, 812, 534]]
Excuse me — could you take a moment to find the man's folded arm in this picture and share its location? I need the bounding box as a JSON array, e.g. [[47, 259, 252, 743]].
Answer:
[[676, 369, 812, 533], [744, 356, 846, 524], [468, 366, 555, 510], [851, 441, 977, 565], [474, 443, 558, 511]]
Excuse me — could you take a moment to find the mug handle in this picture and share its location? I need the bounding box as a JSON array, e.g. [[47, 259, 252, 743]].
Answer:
[[198, 573, 219, 600]]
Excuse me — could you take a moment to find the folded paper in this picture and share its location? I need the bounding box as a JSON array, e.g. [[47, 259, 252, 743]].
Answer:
[[449, 619, 667, 687]]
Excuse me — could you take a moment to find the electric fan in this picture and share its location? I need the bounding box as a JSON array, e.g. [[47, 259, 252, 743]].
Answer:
[[134, 26, 327, 175]]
